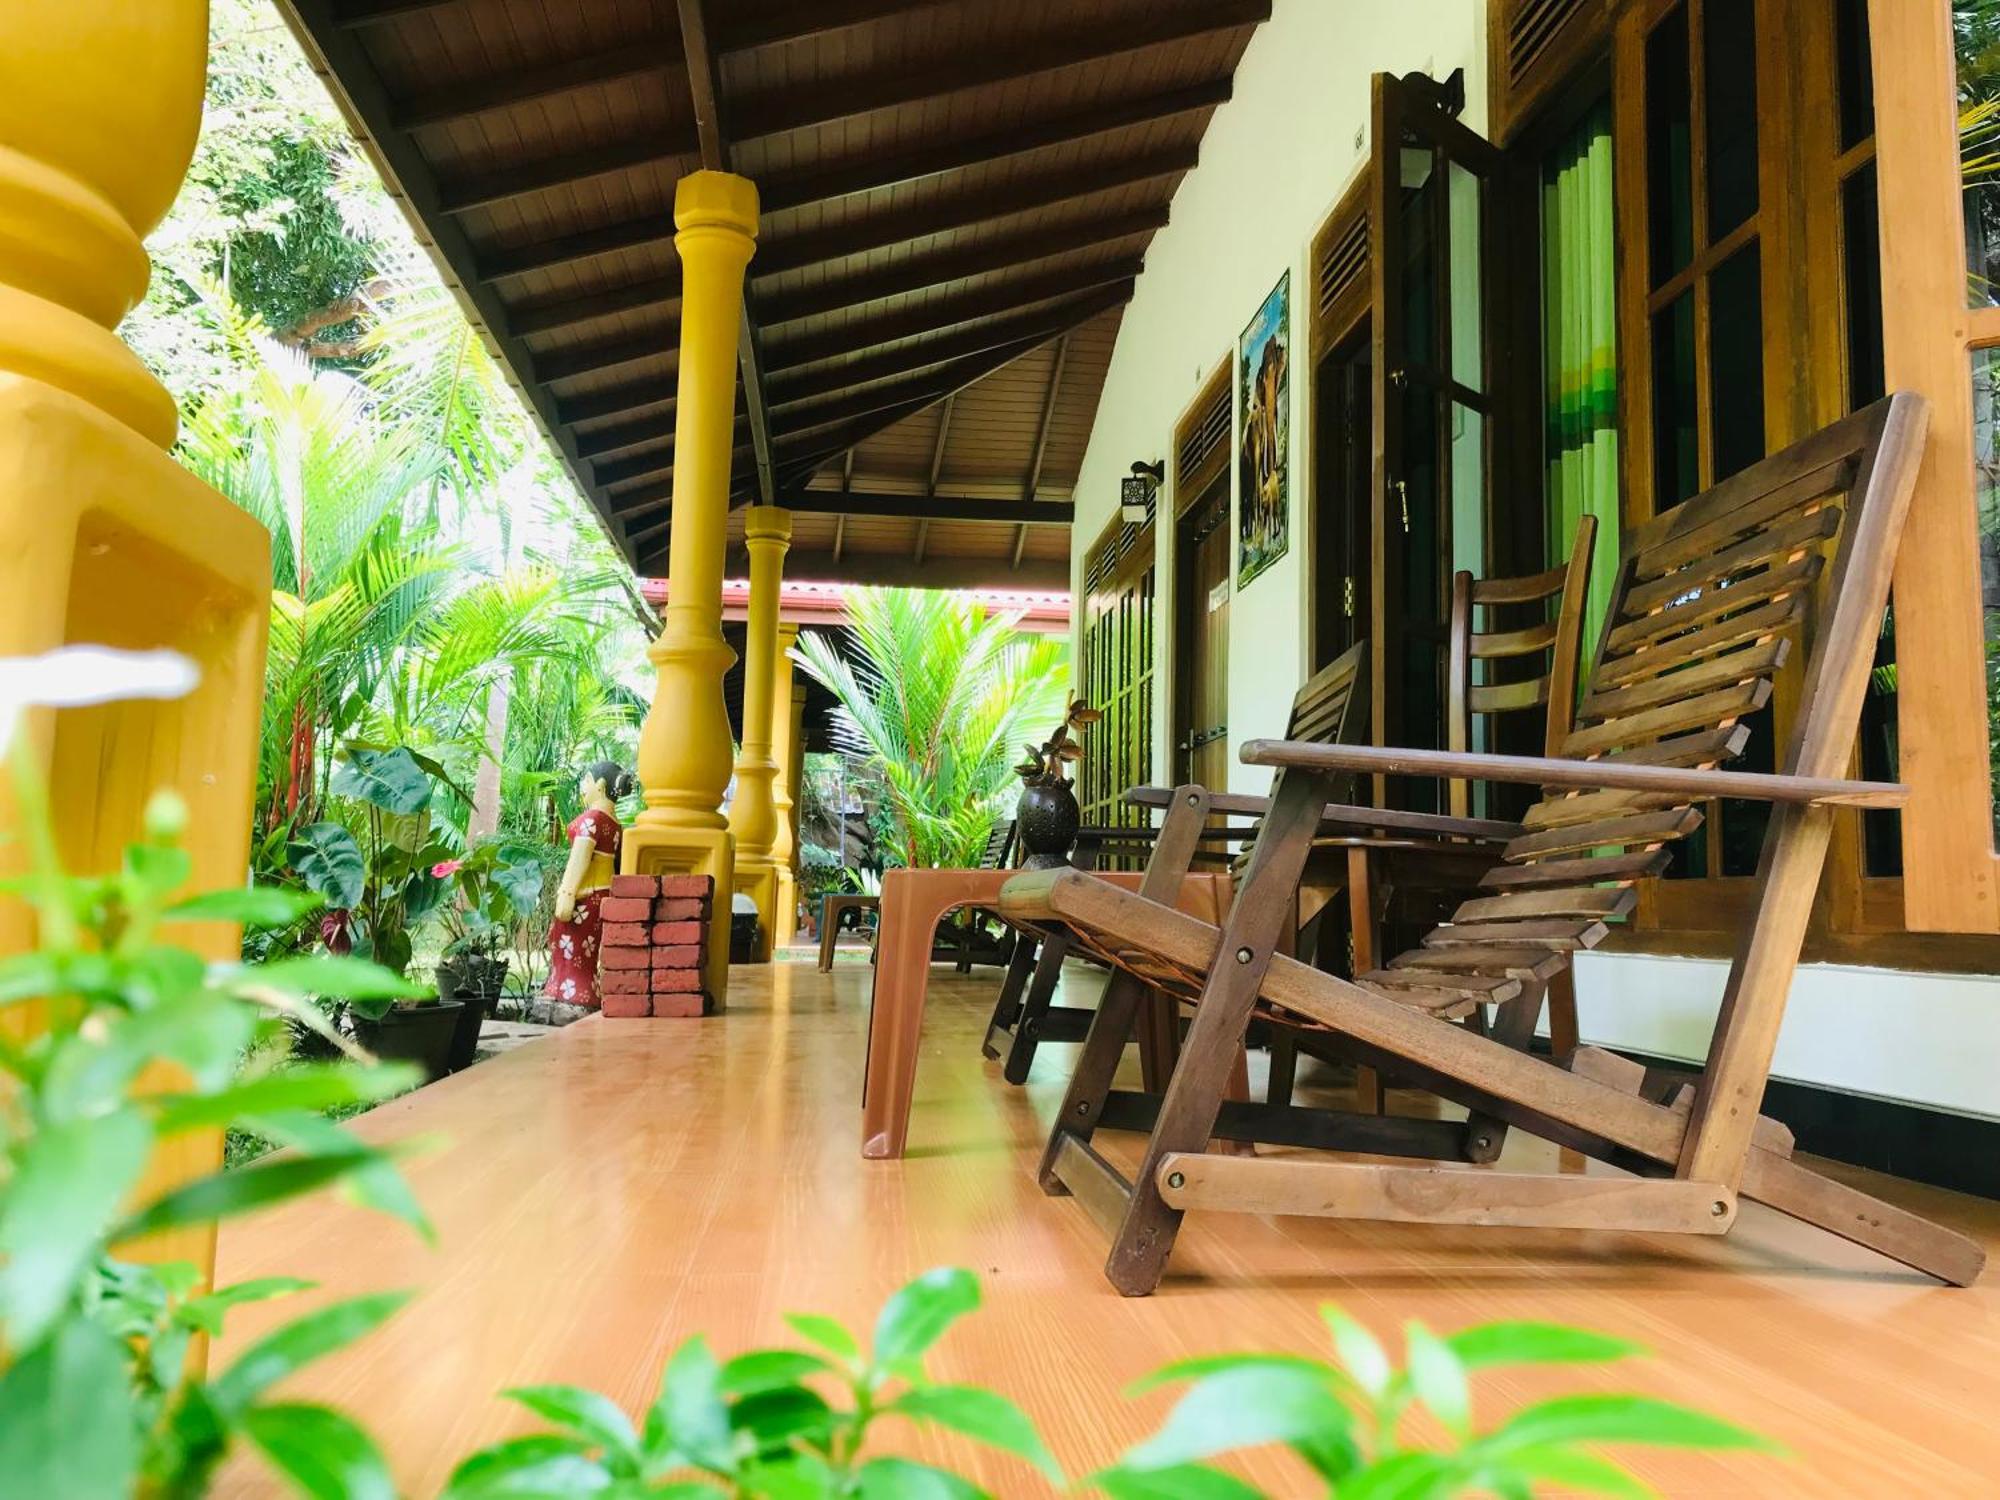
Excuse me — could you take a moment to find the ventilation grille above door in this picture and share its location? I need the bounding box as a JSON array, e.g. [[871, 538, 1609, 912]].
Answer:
[[1176, 376, 1233, 499], [1491, 0, 1611, 145], [1506, 0, 1591, 84], [1316, 212, 1370, 323]]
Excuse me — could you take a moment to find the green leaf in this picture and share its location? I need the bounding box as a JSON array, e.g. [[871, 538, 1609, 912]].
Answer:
[[1334, 1451, 1458, 1500], [852, 1457, 987, 1499], [719, 1348, 835, 1395], [242, 1402, 396, 1500], [1490, 1395, 1780, 1455], [1121, 1367, 1351, 1472], [1126, 1352, 1343, 1396], [148, 1061, 419, 1135], [1321, 1305, 1392, 1398], [889, 1385, 1061, 1482], [871, 1267, 979, 1372], [1486, 1444, 1660, 1499], [287, 823, 365, 909], [728, 1386, 835, 1454], [1091, 1466, 1267, 1500], [782, 1312, 860, 1365], [165, 886, 323, 928], [210, 1291, 411, 1419], [439, 1435, 603, 1499], [506, 1384, 640, 1466], [0, 1317, 140, 1498], [126, 841, 194, 903], [1404, 1323, 1470, 1436], [248, 955, 429, 1003], [246, 1110, 433, 1243], [652, 1335, 734, 1472], [42, 989, 257, 1112], [178, 1276, 317, 1337], [333, 746, 434, 815], [734, 1453, 837, 1499], [116, 1147, 385, 1242], [0, 1109, 152, 1348], [1444, 1322, 1645, 1371]]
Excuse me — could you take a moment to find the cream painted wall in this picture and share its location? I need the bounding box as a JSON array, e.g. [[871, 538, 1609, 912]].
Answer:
[[1072, 0, 1490, 793]]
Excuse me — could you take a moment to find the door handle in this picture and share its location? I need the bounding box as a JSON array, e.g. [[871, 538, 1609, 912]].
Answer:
[[1391, 479, 1410, 534]]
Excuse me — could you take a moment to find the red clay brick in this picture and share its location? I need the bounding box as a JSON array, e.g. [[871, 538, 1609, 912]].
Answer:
[[658, 874, 713, 899], [601, 991, 651, 1018], [652, 967, 703, 993], [654, 897, 708, 920], [652, 944, 703, 969], [609, 874, 659, 898], [652, 991, 705, 1018], [601, 968, 650, 996], [600, 922, 649, 947], [600, 896, 652, 922], [652, 919, 704, 946], [600, 945, 651, 971]]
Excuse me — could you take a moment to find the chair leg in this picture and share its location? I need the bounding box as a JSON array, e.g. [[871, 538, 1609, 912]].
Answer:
[[1460, 981, 1547, 1165], [1345, 846, 1384, 1114], [1546, 968, 1579, 1064], [1267, 1029, 1298, 1108], [982, 935, 1040, 1059], [816, 898, 839, 972], [1004, 930, 1072, 1084], [1037, 968, 1148, 1193]]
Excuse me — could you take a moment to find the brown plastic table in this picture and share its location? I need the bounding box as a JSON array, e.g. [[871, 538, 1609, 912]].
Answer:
[[816, 892, 880, 971], [859, 867, 1232, 1159]]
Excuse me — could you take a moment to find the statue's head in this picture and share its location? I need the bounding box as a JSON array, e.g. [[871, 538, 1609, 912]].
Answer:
[[579, 759, 634, 806]]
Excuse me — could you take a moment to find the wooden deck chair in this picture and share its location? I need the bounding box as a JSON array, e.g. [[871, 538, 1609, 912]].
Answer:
[[951, 819, 1020, 972], [999, 394, 1985, 1295]]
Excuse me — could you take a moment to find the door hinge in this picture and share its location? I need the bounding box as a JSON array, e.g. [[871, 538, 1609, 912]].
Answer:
[[1342, 576, 1357, 617], [1179, 724, 1229, 752]]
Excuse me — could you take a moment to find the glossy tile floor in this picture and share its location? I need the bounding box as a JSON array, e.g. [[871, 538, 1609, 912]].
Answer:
[[214, 959, 2000, 1495]]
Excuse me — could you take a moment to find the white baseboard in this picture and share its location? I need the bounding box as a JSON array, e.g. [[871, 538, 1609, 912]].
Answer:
[[1566, 952, 2000, 1124]]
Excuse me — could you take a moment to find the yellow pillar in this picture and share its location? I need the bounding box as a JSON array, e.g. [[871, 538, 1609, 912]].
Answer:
[[626, 171, 759, 1007], [0, 0, 273, 1280], [727, 506, 790, 959], [770, 628, 805, 950]]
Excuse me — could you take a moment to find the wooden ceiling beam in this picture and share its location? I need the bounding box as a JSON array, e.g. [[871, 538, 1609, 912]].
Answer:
[[730, 0, 1269, 141], [758, 205, 1166, 327], [758, 77, 1231, 214], [765, 256, 1141, 372], [1016, 332, 1070, 568], [479, 218, 674, 284], [436, 134, 694, 216], [767, 283, 1130, 406], [711, 0, 955, 54], [535, 334, 677, 386], [510, 272, 682, 338], [756, 146, 1196, 276], [388, 39, 681, 130], [636, 546, 1071, 592], [772, 334, 1048, 436], [780, 490, 1073, 525], [331, 0, 456, 25], [557, 376, 677, 428]]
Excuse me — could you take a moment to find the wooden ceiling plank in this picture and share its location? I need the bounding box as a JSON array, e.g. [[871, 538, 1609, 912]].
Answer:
[[332, 0, 456, 25], [437, 134, 694, 216], [713, 0, 955, 54], [536, 334, 678, 386], [773, 334, 1050, 435], [759, 77, 1231, 214], [556, 375, 678, 427], [756, 146, 1196, 276], [1016, 333, 1070, 568], [914, 395, 956, 563], [765, 256, 1142, 372], [479, 217, 675, 284], [730, 0, 1270, 141], [389, 39, 682, 130], [637, 547, 1071, 591], [510, 272, 683, 337], [758, 205, 1166, 326], [781, 491, 1074, 525]]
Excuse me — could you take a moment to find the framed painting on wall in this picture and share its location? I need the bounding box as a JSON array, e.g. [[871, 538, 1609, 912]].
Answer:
[[1237, 270, 1291, 587]]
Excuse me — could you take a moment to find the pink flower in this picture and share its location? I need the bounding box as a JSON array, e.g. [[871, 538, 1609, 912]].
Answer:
[[431, 858, 463, 878]]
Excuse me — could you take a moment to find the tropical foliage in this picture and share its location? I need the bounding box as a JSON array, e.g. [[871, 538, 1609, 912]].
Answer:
[[794, 589, 1069, 871]]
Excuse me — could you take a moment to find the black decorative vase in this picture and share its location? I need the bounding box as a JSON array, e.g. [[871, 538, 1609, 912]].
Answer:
[[1016, 779, 1081, 870], [436, 954, 509, 1072]]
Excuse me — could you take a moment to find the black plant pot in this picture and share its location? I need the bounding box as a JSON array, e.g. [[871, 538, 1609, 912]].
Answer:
[[436, 955, 509, 1072], [1017, 779, 1081, 870], [353, 999, 464, 1084]]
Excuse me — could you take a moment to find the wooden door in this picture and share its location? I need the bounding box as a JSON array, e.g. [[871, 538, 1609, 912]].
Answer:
[[1370, 70, 1506, 812], [1313, 322, 1373, 667], [1176, 478, 1231, 786]]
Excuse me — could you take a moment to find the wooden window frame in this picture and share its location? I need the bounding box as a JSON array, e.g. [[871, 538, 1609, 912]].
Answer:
[[1168, 359, 1234, 783], [1306, 169, 1376, 675], [1077, 508, 1157, 866]]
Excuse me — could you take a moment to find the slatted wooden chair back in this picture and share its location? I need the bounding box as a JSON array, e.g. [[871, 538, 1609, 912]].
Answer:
[[977, 819, 1017, 871], [1228, 640, 1368, 878], [1445, 515, 1596, 818], [1362, 398, 1916, 1020]]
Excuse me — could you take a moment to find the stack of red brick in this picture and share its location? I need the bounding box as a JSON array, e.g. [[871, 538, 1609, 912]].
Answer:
[[598, 873, 712, 1018]]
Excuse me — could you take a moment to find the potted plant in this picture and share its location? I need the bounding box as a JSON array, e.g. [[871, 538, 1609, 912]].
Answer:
[[1013, 698, 1099, 869], [287, 744, 462, 1080], [433, 839, 545, 1070]]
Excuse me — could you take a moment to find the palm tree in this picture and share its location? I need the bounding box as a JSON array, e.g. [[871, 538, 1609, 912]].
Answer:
[[794, 588, 1070, 870]]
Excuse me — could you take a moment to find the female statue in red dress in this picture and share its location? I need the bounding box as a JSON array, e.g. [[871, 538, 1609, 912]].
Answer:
[[544, 760, 633, 1008]]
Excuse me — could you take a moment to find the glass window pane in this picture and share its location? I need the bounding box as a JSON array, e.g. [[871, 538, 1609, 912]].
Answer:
[[1448, 163, 1484, 393], [1844, 161, 1886, 408], [1969, 346, 2000, 851], [1836, 0, 1875, 151], [1703, 0, 1760, 239], [1957, 0, 2000, 306], [1651, 290, 1699, 508], [1647, 4, 1694, 287], [1709, 241, 1766, 480]]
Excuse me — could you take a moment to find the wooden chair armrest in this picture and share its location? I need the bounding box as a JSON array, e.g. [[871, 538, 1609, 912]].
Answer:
[[1125, 781, 1513, 842], [1239, 739, 1909, 809]]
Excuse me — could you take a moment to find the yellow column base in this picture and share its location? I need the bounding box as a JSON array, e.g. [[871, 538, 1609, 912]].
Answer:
[[0, 375, 272, 1275], [622, 825, 735, 1009], [732, 863, 779, 963], [775, 867, 800, 950]]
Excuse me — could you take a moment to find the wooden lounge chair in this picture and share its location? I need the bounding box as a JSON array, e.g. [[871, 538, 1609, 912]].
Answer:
[[999, 394, 1986, 1294]]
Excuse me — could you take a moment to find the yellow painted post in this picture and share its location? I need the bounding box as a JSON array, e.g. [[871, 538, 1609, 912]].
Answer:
[[727, 506, 790, 959], [626, 171, 759, 1006], [0, 0, 273, 1282], [769, 627, 804, 950]]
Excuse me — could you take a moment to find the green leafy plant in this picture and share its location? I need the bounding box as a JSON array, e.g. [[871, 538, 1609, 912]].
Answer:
[[1015, 698, 1100, 788], [0, 749, 432, 1498], [434, 838, 545, 960]]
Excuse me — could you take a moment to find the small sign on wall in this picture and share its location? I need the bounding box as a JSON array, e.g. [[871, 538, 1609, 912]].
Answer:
[[1237, 269, 1291, 589], [1207, 578, 1230, 614]]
